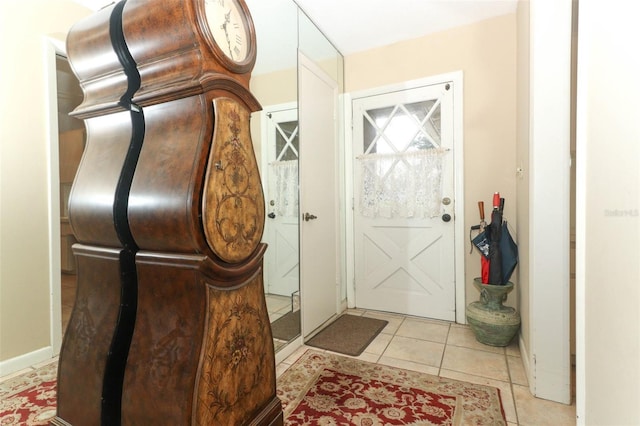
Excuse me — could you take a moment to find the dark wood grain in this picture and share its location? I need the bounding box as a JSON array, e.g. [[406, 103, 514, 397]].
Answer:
[[128, 94, 212, 253], [54, 246, 123, 425], [67, 112, 132, 247], [65, 5, 128, 117], [121, 255, 207, 424]]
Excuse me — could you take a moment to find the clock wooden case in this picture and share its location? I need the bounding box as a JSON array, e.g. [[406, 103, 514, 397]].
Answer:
[[56, 0, 282, 424]]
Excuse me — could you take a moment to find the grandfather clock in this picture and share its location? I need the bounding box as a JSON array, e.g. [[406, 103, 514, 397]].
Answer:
[[120, 0, 281, 423], [56, 0, 282, 424]]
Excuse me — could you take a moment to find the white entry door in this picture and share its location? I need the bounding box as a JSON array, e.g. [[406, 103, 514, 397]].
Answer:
[[263, 107, 299, 297], [353, 83, 456, 321], [299, 54, 339, 337]]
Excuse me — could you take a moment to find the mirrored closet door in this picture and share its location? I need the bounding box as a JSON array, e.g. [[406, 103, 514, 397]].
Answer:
[[247, 0, 344, 352], [247, 0, 300, 351]]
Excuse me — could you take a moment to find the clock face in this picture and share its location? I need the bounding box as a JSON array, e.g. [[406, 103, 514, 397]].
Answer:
[[204, 0, 250, 63]]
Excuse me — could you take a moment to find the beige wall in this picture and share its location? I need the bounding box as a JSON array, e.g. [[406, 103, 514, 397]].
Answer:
[[251, 68, 297, 108], [0, 1, 91, 365], [345, 14, 518, 307]]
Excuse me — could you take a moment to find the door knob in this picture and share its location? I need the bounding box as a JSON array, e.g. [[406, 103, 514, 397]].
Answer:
[[303, 212, 317, 222], [442, 213, 452, 222]]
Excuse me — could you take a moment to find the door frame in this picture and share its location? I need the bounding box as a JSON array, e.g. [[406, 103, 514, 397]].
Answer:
[[345, 71, 465, 323], [46, 37, 67, 358]]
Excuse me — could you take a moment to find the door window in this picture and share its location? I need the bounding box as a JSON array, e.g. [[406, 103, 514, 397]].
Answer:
[[358, 99, 447, 219], [363, 100, 441, 154]]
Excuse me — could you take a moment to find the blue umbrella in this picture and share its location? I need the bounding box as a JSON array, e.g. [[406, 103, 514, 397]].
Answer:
[[471, 195, 518, 285]]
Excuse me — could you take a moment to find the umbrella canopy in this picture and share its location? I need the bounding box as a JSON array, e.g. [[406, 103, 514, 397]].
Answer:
[[498, 221, 518, 285], [487, 203, 503, 285], [472, 221, 518, 285], [471, 194, 518, 285]]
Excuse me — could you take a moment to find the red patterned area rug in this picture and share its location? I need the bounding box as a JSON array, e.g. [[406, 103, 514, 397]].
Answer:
[[0, 361, 57, 425], [278, 350, 506, 425]]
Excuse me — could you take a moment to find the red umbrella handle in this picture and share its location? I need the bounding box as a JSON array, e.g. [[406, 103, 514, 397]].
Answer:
[[481, 257, 490, 284]]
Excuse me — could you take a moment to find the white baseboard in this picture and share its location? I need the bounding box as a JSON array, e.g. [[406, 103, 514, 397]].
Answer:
[[0, 346, 55, 378]]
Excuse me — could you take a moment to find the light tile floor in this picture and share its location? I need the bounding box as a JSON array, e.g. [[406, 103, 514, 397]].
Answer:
[[276, 309, 577, 426]]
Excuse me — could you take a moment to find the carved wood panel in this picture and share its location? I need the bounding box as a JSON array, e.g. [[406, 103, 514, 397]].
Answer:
[[195, 269, 276, 424], [203, 97, 265, 263]]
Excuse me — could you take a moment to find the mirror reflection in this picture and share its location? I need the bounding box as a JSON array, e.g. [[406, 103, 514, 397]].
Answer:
[[298, 11, 344, 93], [247, 0, 344, 352], [262, 107, 300, 352], [247, 0, 300, 352]]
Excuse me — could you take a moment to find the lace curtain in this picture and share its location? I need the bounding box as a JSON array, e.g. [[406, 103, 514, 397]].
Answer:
[[357, 149, 447, 218], [270, 160, 298, 217]]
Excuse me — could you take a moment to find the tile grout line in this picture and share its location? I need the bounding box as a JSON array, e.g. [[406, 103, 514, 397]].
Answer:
[[370, 309, 403, 364], [437, 323, 452, 377], [505, 348, 521, 425]]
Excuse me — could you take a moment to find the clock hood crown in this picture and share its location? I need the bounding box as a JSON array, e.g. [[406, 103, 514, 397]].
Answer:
[[120, 0, 258, 107]]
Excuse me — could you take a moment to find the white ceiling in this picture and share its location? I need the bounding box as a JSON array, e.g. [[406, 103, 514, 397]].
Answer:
[[293, 0, 518, 55]]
